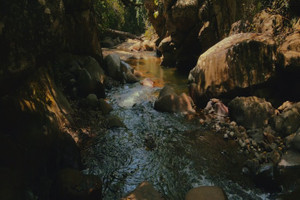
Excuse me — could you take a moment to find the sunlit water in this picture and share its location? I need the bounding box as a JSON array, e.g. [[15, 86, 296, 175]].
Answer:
[[82, 51, 272, 200]]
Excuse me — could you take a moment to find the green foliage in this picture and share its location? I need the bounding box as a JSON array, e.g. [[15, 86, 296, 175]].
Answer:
[[144, 24, 156, 40], [240, 0, 292, 20], [94, 0, 147, 35]]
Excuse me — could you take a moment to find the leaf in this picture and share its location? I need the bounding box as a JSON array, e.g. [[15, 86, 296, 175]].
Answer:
[[153, 11, 159, 19]]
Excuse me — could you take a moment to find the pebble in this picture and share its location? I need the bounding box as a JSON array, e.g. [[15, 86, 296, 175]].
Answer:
[[224, 133, 229, 139], [229, 131, 235, 137], [230, 121, 237, 127], [239, 139, 246, 148]]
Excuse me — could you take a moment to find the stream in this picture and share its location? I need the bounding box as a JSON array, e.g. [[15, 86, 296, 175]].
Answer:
[[83, 50, 273, 200]]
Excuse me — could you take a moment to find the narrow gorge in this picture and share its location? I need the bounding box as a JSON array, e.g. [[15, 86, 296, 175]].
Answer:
[[0, 0, 300, 200]]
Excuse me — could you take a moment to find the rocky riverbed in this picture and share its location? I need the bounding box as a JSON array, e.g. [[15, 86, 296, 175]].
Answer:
[[68, 43, 299, 199]]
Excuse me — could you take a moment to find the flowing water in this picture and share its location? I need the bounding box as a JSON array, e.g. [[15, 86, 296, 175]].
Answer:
[[83, 51, 273, 200]]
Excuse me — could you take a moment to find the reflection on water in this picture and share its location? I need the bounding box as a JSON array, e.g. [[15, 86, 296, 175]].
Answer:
[[83, 52, 271, 200], [126, 57, 188, 94]]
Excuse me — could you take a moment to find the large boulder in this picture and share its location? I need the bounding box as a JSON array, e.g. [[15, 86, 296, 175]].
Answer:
[[185, 186, 227, 200], [154, 86, 195, 113], [228, 96, 275, 129], [77, 68, 105, 98], [104, 54, 122, 81], [188, 33, 279, 107], [104, 54, 138, 83], [81, 56, 105, 84], [271, 102, 300, 137]]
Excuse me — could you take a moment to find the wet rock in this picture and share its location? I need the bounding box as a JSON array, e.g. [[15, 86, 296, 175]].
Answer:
[[114, 60, 139, 83], [86, 94, 98, 107], [106, 115, 125, 128], [185, 186, 227, 200], [55, 168, 102, 200], [77, 68, 105, 98], [188, 33, 278, 107], [121, 181, 163, 200], [154, 86, 195, 113], [99, 99, 113, 115], [271, 102, 300, 137], [229, 96, 275, 129], [120, 60, 133, 73], [104, 54, 123, 82], [141, 78, 154, 87], [125, 72, 139, 83]]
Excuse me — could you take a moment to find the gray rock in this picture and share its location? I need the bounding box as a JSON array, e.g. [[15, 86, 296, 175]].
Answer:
[[104, 54, 123, 81], [82, 56, 105, 84], [271, 102, 300, 137], [99, 99, 113, 115], [229, 96, 275, 129], [291, 129, 300, 152], [125, 71, 139, 83], [106, 115, 125, 128], [77, 68, 105, 98]]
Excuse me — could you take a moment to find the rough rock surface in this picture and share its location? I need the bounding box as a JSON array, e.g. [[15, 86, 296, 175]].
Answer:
[[229, 96, 275, 129], [145, 0, 245, 71], [252, 10, 285, 35], [278, 31, 300, 68], [271, 102, 300, 137], [154, 86, 195, 113], [188, 33, 278, 106], [0, 0, 103, 199]]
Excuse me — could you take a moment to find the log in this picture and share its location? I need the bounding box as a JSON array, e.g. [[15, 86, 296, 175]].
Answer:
[[104, 28, 142, 40]]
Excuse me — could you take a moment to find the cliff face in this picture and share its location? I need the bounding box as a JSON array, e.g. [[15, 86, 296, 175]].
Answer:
[[145, 0, 247, 71], [145, 0, 300, 73], [0, 0, 103, 199], [0, 0, 102, 95]]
